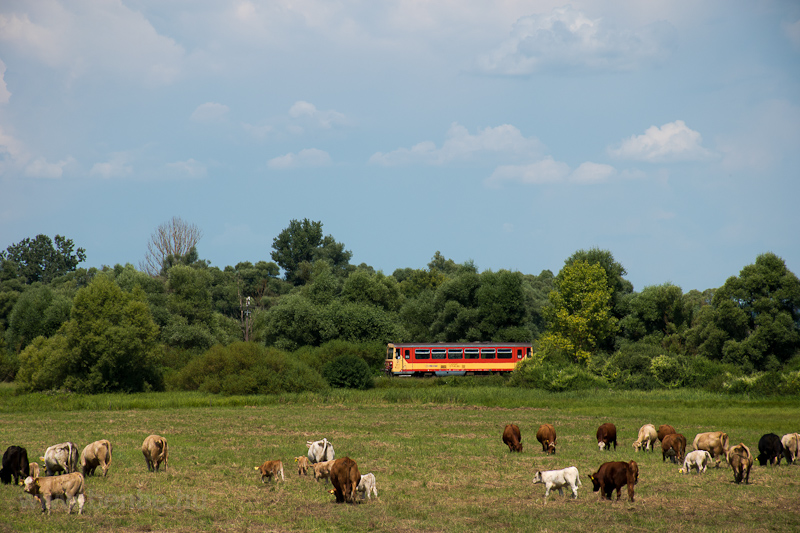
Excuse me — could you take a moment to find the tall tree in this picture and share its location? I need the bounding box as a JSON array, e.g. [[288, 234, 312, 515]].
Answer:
[[271, 219, 351, 285], [1, 234, 86, 284], [140, 217, 202, 276]]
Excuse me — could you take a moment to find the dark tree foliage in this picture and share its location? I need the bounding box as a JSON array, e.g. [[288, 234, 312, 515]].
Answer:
[[322, 353, 373, 389], [1, 235, 86, 284], [271, 219, 352, 285]]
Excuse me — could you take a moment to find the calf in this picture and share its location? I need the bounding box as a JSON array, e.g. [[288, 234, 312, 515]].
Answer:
[[330, 457, 361, 503], [662, 433, 687, 463], [295, 455, 311, 476], [1, 445, 30, 485], [356, 472, 378, 500], [312, 459, 336, 484], [757, 433, 784, 466], [533, 466, 581, 503], [692, 431, 729, 467], [657, 424, 676, 443], [680, 450, 712, 474], [536, 424, 557, 454], [81, 439, 113, 477], [29, 462, 40, 479], [781, 433, 800, 464], [23, 473, 86, 515], [254, 460, 284, 483], [596, 423, 617, 451], [588, 461, 638, 502], [502, 424, 523, 453], [43, 442, 78, 476], [727, 443, 753, 485], [632, 424, 658, 452], [142, 434, 168, 472]]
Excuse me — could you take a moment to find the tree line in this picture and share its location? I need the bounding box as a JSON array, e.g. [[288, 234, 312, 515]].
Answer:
[[1, 219, 798, 396]]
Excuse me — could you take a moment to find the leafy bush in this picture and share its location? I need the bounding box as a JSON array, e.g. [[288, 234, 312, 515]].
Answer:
[[507, 358, 607, 391], [322, 354, 373, 389]]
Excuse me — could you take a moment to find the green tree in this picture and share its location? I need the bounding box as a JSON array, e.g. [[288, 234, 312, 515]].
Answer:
[[620, 283, 686, 343], [271, 219, 352, 285], [1, 234, 86, 284], [5, 285, 72, 355], [564, 248, 632, 316]]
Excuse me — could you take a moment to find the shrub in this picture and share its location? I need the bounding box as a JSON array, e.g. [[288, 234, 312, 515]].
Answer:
[[507, 358, 607, 391], [322, 354, 373, 390]]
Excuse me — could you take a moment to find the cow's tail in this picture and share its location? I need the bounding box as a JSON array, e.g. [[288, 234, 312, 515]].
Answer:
[[68, 442, 76, 473]]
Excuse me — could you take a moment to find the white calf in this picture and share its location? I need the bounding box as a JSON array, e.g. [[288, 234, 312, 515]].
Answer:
[[356, 472, 378, 500], [680, 450, 712, 474], [632, 424, 658, 452], [532, 466, 581, 503]]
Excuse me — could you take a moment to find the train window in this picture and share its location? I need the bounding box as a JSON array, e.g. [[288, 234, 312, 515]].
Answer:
[[415, 349, 430, 360], [448, 348, 463, 360], [404, 349, 410, 360], [465, 348, 479, 359], [526, 347, 532, 358], [431, 349, 446, 360], [481, 348, 496, 359], [497, 348, 512, 359]]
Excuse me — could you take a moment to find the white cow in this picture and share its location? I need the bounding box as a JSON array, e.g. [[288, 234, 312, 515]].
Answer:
[[632, 424, 658, 452], [781, 433, 800, 464], [356, 472, 378, 500], [42, 442, 79, 476], [306, 438, 335, 464], [680, 450, 712, 474], [532, 466, 582, 503]]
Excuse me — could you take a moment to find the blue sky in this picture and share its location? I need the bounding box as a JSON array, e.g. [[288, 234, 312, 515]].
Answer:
[[1, 0, 798, 292]]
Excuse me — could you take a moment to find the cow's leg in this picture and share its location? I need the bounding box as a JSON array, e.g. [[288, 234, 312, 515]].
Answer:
[[570, 483, 578, 498], [43, 495, 51, 515], [544, 484, 551, 502]]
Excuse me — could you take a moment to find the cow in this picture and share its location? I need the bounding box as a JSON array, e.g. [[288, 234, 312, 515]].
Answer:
[[307, 438, 335, 464], [632, 424, 658, 452], [330, 457, 361, 504], [81, 439, 112, 477], [533, 466, 581, 503], [536, 424, 557, 455], [692, 431, 729, 467], [596, 423, 617, 451], [588, 461, 638, 502], [757, 433, 784, 466], [657, 425, 677, 443], [680, 450, 712, 474], [142, 434, 168, 472], [312, 460, 336, 484], [356, 472, 378, 500], [662, 433, 687, 463], [295, 455, 311, 476], [254, 460, 284, 483], [42, 442, 79, 476], [781, 433, 800, 464], [502, 424, 523, 453], [1, 445, 30, 485], [727, 443, 753, 484], [23, 473, 86, 515], [29, 462, 40, 479]]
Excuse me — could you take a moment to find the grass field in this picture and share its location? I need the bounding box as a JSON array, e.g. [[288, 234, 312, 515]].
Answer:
[[1, 385, 799, 532]]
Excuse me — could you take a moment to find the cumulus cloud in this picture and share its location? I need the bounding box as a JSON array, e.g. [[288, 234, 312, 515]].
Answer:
[[268, 148, 331, 169], [486, 158, 615, 187], [24, 156, 75, 179], [608, 120, 713, 162], [90, 153, 133, 178], [288, 101, 347, 129], [476, 5, 675, 75], [166, 158, 206, 178], [191, 102, 229, 122], [370, 123, 543, 166], [0, 59, 10, 104], [0, 125, 28, 175]]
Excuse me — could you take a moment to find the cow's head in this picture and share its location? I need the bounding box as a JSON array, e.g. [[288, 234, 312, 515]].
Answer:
[[588, 473, 601, 491], [546, 440, 556, 455], [532, 471, 543, 484], [22, 477, 39, 495], [598, 441, 606, 451]]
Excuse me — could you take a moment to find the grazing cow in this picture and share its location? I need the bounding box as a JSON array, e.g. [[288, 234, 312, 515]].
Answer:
[[596, 423, 617, 451], [588, 461, 638, 502], [330, 457, 361, 504], [661, 433, 687, 463], [692, 431, 729, 467], [727, 443, 753, 484], [295, 455, 311, 476], [536, 424, 557, 455], [356, 472, 378, 500], [680, 450, 712, 474], [781, 433, 800, 464], [141, 434, 168, 472], [29, 462, 40, 479], [23, 473, 86, 515], [1, 445, 30, 485], [254, 460, 284, 483], [502, 424, 523, 453], [533, 466, 581, 503], [757, 433, 784, 466], [657, 425, 677, 443], [307, 438, 335, 464], [43, 442, 79, 476], [312, 460, 336, 484], [632, 424, 658, 452], [81, 439, 112, 477]]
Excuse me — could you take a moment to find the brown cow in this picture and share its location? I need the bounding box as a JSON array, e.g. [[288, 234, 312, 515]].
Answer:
[[657, 425, 676, 443], [312, 460, 336, 484], [661, 433, 687, 463], [502, 424, 523, 453], [727, 443, 753, 484], [596, 423, 617, 451], [330, 457, 361, 503], [295, 455, 311, 476], [588, 461, 638, 502], [81, 439, 112, 477], [536, 424, 557, 454], [692, 431, 728, 467], [141, 435, 168, 472], [23, 473, 86, 515], [254, 460, 284, 483]]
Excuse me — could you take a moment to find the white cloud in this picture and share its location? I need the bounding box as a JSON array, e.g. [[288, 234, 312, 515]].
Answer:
[[0, 59, 10, 104], [487, 157, 570, 186], [90, 153, 132, 178], [24, 156, 74, 179], [370, 123, 543, 166], [476, 5, 675, 75], [191, 102, 229, 122], [288, 101, 347, 129], [0, 125, 28, 175], [569, 162, 617, 183], [166, 158, 206, 178], [608, 120, 713, 162], [268, 148, 331, 169]]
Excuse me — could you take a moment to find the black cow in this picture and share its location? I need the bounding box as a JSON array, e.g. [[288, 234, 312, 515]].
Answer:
[[1, 446, 30, 485], [757, 433, 784, 466]]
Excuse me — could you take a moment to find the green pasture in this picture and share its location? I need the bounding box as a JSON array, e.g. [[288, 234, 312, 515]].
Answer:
[[1, 386, 799, 532]]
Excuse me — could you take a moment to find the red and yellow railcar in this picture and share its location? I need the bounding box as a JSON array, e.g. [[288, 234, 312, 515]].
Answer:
[[384, 342, 532, 377]]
